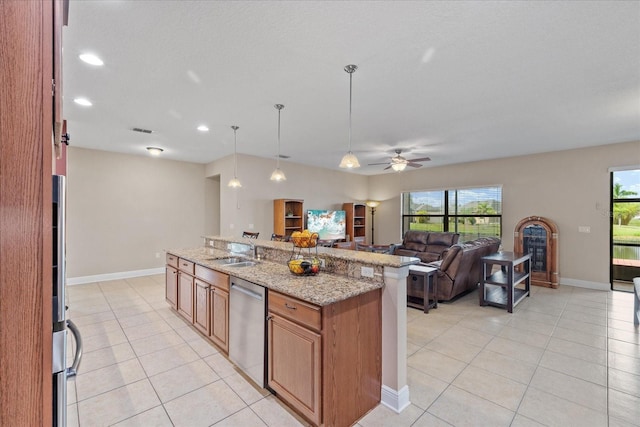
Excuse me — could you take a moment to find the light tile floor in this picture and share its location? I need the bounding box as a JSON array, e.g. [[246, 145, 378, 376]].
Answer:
[[66, 275, 639, 426]]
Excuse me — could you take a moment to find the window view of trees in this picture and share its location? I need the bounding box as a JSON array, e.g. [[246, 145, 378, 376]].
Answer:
[[401, 187, 502, 241], [612, 170, 640, 283]]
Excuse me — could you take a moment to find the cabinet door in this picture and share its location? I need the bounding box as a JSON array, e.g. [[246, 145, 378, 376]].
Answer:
[[194, 279, 210, 334], [210, 287, 229, 354], [177, 272, 194, 322], [165, 266, 178, 309], [267, 314, 321, 425]]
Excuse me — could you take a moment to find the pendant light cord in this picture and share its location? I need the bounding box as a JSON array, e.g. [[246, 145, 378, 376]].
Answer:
[[277, 107, 281, 168], [348, 70, 353, 153], [232, 125, 239, 178]]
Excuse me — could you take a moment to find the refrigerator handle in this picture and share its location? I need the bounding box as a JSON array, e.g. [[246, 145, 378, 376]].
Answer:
[[66, 319, 83, 378]]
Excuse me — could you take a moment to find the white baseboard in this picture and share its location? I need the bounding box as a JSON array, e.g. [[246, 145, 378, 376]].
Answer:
[[380, 385, 410, 414], [66, 267, 165, 286], [561, 277, 610, 291]]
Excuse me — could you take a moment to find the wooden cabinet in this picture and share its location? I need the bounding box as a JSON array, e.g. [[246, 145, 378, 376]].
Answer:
[[274, 199, 304, 237], [210, 285, 229, 353], [195, 265, 230, 354], [165, 266, 178, 309], [193, 279, 210, 334], [177, 258, 195, 322], [343, 202, 366, 243], [165, 257, 231, 354], [267, 289, 381, 427]]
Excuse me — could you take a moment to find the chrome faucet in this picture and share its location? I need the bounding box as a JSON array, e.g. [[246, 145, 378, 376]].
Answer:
[[243, 238, 258, 260]]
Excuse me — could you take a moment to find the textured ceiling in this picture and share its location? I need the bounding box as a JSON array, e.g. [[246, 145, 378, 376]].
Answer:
[[62, 1, 640, 175]]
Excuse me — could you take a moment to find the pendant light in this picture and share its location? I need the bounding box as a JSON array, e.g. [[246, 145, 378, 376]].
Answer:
[[270, 104, 287, 181], [339, 64, 360, 169], [228, 125, 242, 188]]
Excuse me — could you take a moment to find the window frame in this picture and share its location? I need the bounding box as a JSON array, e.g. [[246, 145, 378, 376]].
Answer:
[[401, 186, 502, 241]]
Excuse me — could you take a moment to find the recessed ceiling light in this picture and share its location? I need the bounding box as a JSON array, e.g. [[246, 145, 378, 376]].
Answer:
[[197, 125, 209, 132], [79, 53, 104, 66], [73, 97, 92, 106], [146, 147, 163, 156]]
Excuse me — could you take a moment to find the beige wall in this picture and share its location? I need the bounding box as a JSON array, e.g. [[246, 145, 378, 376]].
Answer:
[[68, 140, 639, 289], [369, 140, 640, 289], [205, 153, 370, 238], [66, 148, 209, 278]]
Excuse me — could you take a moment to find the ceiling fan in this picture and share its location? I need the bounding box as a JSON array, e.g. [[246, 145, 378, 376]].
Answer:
[[368, 149, 431, 171]]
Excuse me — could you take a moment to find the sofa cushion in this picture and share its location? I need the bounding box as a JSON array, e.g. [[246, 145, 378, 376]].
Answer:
[[404, 241, 427, 252], [428, 232, 459, 246], [417, 252, 440, 263], [439, 244, 462, 271], [403, 230, 429, 245], [394, 248, 419, 258]]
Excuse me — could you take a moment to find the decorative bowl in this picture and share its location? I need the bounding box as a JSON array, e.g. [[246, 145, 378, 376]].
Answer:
[[288, 258, 320, 276]]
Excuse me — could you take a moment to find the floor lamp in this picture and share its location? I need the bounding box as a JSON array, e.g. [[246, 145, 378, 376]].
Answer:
[[365, 200, 380, 244]]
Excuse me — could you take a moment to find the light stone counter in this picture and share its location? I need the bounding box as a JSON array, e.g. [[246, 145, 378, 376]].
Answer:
[[167, 246, 383, 306], [168, 237, 419, 306]]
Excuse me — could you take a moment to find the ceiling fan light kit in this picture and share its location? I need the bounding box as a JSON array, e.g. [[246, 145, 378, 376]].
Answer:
[[228, 125, 242, 188], [270, 104, 287, 182], [368, 149, 431, 172], [339, 64, 360, 169]]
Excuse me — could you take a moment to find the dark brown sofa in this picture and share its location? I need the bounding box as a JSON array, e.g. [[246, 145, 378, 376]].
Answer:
[[407, 237, 501, 302], [392, 231, 460, 263]]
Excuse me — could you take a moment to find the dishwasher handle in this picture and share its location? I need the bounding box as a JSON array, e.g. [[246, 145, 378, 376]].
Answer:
[[231, 283, 263, 301]]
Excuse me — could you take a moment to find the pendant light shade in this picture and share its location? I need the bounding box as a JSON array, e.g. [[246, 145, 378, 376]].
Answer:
[[228, 125, 242, 188], [270, 104, 287, 182], [339, 64, 360, 169]]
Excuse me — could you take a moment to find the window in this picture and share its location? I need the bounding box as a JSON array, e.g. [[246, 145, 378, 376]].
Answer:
[[401, 186, 502, 241]]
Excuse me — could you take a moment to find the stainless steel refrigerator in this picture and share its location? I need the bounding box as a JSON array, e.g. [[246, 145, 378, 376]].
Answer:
[[52, 175, 83, 426]]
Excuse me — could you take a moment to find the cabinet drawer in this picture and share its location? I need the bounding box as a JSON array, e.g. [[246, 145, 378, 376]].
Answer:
[[195, 264, 229, 291], [178, 258, 195, 274], [269, 291, 321, 332], [166, 253, 179, 268]]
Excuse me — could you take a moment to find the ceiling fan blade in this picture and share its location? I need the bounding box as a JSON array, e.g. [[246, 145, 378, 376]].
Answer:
[[407, 162, 423, 168], [383, 165, 392, 170], [368, 162, 391, 166], [407, 157, 431, 162]]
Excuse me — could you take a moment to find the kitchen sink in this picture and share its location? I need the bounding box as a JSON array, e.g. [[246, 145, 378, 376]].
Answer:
[[212, 257, 245, 265], [210, 257, 258, 268], [227, 261, 258, 268]]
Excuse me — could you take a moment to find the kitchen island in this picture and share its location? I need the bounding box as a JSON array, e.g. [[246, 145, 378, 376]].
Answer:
[[166, 237, 419, 426]]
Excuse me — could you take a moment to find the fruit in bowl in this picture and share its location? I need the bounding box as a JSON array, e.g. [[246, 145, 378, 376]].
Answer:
[[288, 258, 320, 276], [290, 230, 318, 248]]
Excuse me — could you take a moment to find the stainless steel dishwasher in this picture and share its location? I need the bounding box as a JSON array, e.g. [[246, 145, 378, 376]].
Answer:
[[228, 276, 266, 387]]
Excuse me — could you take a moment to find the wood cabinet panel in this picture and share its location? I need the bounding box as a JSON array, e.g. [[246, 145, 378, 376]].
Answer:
[[195, 264, 228, 291], [268, 292, 321, 331], [166, 253, 178, 268], [343, 202, 366, 243], [268, 314, 322, 426], [210, 287, 229, 353], [177, 272, 194, 321], [178, 258, 195, 275], [165, 266, 178, 309], [194, 279, 210, 335]]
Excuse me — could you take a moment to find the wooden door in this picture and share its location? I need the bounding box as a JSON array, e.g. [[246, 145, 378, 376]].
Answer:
[[165, 266, 178, 309], [267, 314, 321, 425], [210, 287, 229, 353], [177, 272, 194, 321], [194, 279, 210, 334]]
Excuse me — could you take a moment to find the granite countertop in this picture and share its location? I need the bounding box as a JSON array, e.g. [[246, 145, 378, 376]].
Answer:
[[203, 235, 420, 268], [167, 246, 386, 306]]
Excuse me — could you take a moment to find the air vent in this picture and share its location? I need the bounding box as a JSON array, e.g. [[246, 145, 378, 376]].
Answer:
[[132, 127, 153, 134]]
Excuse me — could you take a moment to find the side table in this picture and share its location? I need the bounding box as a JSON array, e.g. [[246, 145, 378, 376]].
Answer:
[[407, 265, 438, 313], [479, 252, 531, 313]]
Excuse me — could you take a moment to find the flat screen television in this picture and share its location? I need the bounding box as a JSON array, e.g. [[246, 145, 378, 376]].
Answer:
[[306, 210, 346, 240]]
